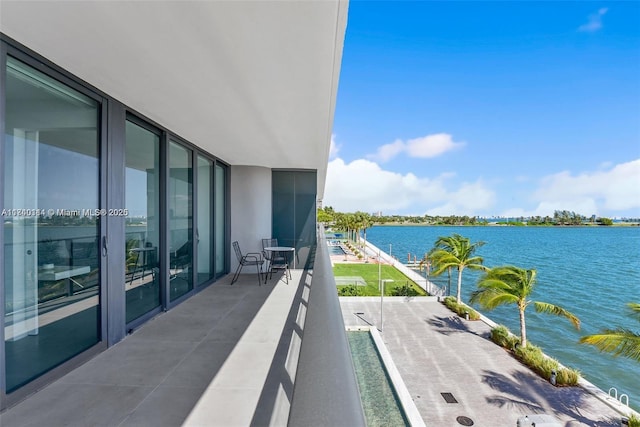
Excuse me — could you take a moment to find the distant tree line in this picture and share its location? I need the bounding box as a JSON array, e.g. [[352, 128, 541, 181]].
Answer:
[[317, 207, 633, 227]]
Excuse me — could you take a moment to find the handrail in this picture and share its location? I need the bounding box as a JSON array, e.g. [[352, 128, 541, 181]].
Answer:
[[288, 225, 366, 426], [620, 394, 629, 407]]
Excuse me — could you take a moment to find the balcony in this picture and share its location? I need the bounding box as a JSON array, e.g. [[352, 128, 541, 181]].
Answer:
[[0, 230, 365, 426]]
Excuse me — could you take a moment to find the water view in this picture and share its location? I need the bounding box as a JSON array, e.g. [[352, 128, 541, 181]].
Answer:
[[366, 225, 640, 410]]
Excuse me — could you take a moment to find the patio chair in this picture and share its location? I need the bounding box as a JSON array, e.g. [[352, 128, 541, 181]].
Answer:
[[231, 241, 263, 286], [261, 238, 285, 272]]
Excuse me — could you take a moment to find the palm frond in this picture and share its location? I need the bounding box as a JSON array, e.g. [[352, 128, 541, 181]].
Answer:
[[466, 256, 487, 268], [475, 278, 512, 291], [628, 302, 640, 322], [579, 329, 640, 362], [431, 262, 459, 276], [470, 289, 519, 309], [534, 302, 580, 330]]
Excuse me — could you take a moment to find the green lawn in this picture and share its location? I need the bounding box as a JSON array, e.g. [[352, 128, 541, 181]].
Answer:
[[333, 263, 427, 296]]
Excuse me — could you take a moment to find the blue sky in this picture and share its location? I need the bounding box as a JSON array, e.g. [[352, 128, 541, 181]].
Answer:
[[324, 1, 640, 218]]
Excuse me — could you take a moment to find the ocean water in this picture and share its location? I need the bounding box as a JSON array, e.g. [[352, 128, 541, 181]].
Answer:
[[366, 225, 640, 410]]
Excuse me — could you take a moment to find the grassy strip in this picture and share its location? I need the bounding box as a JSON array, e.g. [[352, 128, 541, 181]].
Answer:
[[442, 296, 481, 320], [333, 263, 427, 296], [491, 325, 580, 386]]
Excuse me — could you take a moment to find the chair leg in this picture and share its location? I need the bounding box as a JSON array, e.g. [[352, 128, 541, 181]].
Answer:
[[263, 260, 270, 284], [256, 263, 262, 286], [231, 262, 243, 285]]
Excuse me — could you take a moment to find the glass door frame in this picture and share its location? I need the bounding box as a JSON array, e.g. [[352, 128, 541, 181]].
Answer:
[[123, 114, 165, 331], [196, 155, 213, 287], [166, 138, 194, 306], [214, 162, 230, 279], [0, 41, 109, 409], [164, 137, 229, 309]]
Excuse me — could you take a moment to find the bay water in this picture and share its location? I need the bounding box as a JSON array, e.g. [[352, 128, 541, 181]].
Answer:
[[366, 225, 640, 410]]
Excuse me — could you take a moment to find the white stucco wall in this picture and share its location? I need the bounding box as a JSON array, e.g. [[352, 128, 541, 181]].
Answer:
[[229, 166, 272, 273]]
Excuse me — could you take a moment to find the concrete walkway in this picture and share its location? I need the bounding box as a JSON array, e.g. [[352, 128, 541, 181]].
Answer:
[[0, 270, 310, 427], [340, 297, 626, 427]]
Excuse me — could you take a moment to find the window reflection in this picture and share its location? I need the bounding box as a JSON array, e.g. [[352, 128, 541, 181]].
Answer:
[[169, 141, 193, 300], [3, 57, 100, 391], [197, 156, 214, 285], [125, 121, 160, 323], [215, 164, 226, 276]]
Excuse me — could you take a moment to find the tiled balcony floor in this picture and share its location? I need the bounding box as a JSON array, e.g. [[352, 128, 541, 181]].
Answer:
[[0, 270, 310, 427]]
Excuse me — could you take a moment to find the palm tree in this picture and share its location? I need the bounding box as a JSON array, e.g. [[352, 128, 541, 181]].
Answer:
[[429, 234, 487, 304], [579, 302, 640, 362], [357, 212, 374, 262], [470, 265, 580, 348], [334, 213, 356, 243]]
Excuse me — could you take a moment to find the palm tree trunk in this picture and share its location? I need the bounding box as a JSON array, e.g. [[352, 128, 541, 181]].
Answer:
[[456, 267, 463, 304], [519, 306, 527, 348], [363, 229, 368, 262]]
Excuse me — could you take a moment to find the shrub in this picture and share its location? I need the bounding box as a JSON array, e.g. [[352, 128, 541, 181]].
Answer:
[[443, 296, 481, 320], [490, 325, 580, 386], [628, 414, 640, 427], [514, 344, 546, 368], [490, 325, 520, 350], [391, 283, 420, 297], [555, 367, 580, 386], [338, 285, 360, 296]]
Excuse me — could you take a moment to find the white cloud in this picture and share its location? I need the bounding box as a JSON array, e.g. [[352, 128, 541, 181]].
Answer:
[[368, 133, 464, 163], [374, 139, 405, 163], [329, 134, 340, 159], [406, 134, 465, 158], [425, 181, 495, 216], [525, 159, 640, 217], [453, 181, 496, 211], [323, 157, 495, 215], [578, 8, 608, 33]]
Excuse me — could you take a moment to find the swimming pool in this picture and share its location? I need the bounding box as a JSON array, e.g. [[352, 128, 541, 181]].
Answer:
[[328, 245, 346, 255]]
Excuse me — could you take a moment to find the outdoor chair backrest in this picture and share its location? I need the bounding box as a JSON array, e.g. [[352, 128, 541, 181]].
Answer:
[[262, 238, 278, 250], [232, 241, 243, 263], [261, 238, 278, 260]]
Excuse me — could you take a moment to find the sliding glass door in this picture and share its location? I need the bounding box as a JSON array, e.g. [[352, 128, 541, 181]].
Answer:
[[168, 141, 193, 301], [214, 163, 227, 277], [3, 57, 101, 392], [197, 156, 214, 286], [124, 120, 161, 323]]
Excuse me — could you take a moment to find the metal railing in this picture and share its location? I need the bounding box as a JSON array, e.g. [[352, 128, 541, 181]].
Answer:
[[288, 225, 366, 426]]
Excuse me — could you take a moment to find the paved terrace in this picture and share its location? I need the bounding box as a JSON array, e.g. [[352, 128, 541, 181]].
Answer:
[[0, 270, 311, 427], [340, 297, 626, 427]]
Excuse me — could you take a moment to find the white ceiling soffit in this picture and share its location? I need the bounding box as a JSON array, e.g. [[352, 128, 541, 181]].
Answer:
[[0, 0, 348, 198]]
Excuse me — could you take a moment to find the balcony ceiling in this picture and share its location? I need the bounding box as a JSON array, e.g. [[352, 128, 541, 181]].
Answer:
[[0, 0, 348, 197]]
